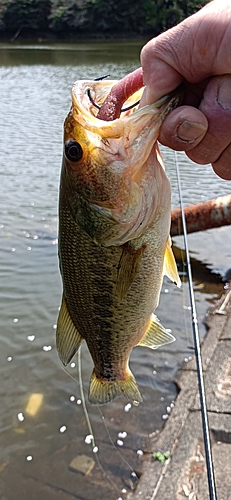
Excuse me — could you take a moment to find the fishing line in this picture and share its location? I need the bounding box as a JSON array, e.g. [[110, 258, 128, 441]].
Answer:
[[60, 357, 99, 453], [174, 151, 217, 500], [60, 355, 122, 496], [77, 348, 139, 498], [61, 351, 137, 497], [60, 357, 137, 464], [78, 348, 139, 488], [96, 405, 139, 478], [175, 198, 193, 350], [77, 347, 98, 453]]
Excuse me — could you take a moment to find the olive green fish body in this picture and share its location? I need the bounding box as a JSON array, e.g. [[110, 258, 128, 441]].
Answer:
[[57, 80, 181, 404]]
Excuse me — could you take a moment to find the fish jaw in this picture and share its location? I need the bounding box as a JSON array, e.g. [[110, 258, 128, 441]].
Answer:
[[62, 81, 181, 247]]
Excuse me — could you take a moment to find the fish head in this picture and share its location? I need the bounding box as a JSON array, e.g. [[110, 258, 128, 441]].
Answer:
[[61, 80, 182, 245]]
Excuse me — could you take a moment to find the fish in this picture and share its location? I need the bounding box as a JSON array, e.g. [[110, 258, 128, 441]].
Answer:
[[56, 77, 181, 405]]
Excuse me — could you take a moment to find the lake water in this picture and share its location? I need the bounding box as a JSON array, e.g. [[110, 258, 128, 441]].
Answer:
[[0, 41, 231, 500]]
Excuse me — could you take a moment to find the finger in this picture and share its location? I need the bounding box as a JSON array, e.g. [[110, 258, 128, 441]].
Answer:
[[186, 75, 231, 165], [212, 144, 231, 180], [159, 106, 208, 151], [140, 31, 183, 105], [140, 1, 231, 105]]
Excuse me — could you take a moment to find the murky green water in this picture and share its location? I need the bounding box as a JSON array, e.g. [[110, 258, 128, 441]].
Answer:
[[0, 41, 231, 500]]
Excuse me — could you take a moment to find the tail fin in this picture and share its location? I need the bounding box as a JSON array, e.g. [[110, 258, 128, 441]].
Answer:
[[88, 369, 142, 405]]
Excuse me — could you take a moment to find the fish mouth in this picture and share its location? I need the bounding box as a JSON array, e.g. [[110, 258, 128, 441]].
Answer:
[[72, 79, 143, 120], [64, 80, 183, 245], [70, 81, 179, 189], [71, 80, 183, 139]]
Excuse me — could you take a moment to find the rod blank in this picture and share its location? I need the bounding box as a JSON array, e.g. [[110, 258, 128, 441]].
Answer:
[[174, 152, 217, 500]]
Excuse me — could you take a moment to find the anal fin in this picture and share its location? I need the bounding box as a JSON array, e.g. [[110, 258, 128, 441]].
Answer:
[[56, 295, 83, 365], [137, 314, 175, 350], [88, 369, 142, 405]]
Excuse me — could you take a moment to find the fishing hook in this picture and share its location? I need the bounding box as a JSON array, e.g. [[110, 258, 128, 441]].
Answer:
[[86, 74, 111, 109], [94, 74, 110, 81], [87, 88, 140, 113]]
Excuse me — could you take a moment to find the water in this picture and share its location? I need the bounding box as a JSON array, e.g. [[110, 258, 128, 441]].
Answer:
[[0, 41, 230, 500]]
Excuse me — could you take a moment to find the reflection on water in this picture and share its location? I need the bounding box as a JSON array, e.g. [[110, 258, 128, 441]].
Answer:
[[0, 42, 230, 500], [0, 40, 147, 66]]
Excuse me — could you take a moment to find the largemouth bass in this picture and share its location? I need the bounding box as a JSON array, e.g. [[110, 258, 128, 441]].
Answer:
[[57, 77, 181, 405]]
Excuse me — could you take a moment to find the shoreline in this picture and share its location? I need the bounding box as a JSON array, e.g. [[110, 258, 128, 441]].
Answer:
[[0, 33, 150, 44], [128, 288, 231, 499]]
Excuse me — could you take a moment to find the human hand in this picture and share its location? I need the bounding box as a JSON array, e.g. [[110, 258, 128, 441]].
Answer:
[[140, 0, 231, 180]]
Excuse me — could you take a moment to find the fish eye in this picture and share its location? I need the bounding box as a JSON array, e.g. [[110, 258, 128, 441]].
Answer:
[[65, 139, 83, 162]]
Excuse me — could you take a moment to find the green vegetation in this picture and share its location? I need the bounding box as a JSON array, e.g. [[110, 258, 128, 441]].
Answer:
[[152, 450, 171, 462], [0, 0, 209, 40]]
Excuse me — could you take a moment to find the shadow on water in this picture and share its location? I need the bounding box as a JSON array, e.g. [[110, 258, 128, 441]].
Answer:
[[0, 41, 230, 500], [173, 244, 224, 297]]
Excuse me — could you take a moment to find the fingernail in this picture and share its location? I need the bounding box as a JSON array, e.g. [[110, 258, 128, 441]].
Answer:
[[218, 78, 231, 110], [177, 121, 206, 142]]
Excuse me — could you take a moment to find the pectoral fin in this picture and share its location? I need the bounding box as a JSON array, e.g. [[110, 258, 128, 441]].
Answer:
[[137, 314, 175, 349], [89, 369, 142, 405], [56, 295, 83, 365], [164, 237, 181, 288], [116, 242, 146, 300]]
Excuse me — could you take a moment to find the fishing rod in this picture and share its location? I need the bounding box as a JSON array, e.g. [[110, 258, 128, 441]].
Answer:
[[174, 151, 217, 500]]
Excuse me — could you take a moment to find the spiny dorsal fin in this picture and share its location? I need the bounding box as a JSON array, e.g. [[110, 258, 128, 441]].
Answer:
[[88, 369, 143, 405], [56, 295, 83, 366], [137, 313, 175, 349], [116, 242, 146, 300], [164, 236, 181, 288]]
